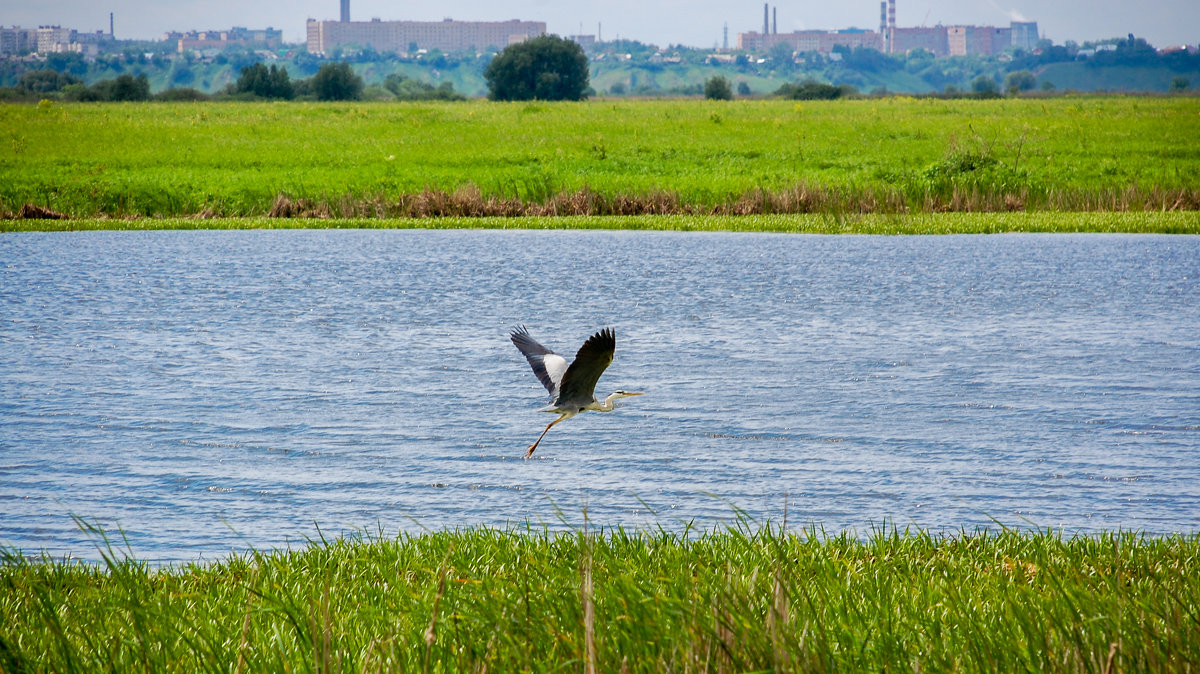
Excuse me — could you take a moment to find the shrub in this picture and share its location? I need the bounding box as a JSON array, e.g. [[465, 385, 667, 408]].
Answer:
[[65, 73, 152, 102], [971, 74, 999, 95], [170, 65, 195, 87], [235, 63, 294, 100], [382, 73, 465, 101], [18, 69, 81, 95], [310, 62, 363, 101], [110, 73, 151, 101], [704, 76, 733, 100], [776, 80, 844, 100], [155, 88, 210, 102], [1004, 70, 1036, 94]]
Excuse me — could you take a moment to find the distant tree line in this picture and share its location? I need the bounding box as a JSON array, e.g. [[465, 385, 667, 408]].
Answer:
[[382, 73, 465, 101], [3, 70, 154, 102], [775, 80, 854, 100], [0, 61, 473, 102], [3, 30, 1197, 102]]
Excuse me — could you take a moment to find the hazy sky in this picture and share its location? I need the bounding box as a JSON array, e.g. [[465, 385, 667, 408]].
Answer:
[[4, 0, 1197, 49]]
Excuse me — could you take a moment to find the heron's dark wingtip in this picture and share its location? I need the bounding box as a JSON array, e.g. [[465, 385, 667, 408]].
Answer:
[[588, 327, 616, 351]]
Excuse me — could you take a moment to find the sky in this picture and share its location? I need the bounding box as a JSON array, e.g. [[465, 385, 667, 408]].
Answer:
[[3, 0, 1197, 49]]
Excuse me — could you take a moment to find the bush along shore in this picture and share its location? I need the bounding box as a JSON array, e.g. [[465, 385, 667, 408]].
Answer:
[[1, 522, 1198, 671]]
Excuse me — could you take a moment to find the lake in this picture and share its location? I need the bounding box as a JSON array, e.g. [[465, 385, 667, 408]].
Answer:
[[2, 229, 1198, 563]]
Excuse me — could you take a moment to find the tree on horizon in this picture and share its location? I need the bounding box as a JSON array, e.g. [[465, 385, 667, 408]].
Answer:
[[484, 35, 589, 102]]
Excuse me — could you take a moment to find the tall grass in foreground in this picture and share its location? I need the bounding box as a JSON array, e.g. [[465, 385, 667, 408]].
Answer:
[[2, 522, 1197, 671]]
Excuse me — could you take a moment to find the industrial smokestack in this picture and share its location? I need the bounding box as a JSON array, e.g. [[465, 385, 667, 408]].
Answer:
[[887, 0, 896, 53], [880, 2, 886, 51], [110, 12, 114, 37], [340, 0, 350, 22], [772, 7, 777, 34], [763, 3, 769, 35]]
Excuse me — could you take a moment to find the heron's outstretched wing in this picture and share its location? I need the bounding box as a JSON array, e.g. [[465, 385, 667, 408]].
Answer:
[[510, 325, 569, 395], [556, 328, 615, 406]]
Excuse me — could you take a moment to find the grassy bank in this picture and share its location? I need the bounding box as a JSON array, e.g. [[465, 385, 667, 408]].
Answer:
[[1, 524, 1197, 671], [3, 211, 1198, 234], [3, 97, 1198, 219]]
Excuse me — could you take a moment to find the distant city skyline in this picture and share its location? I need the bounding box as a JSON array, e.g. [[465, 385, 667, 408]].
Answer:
[[3, 0, 1196, 49]]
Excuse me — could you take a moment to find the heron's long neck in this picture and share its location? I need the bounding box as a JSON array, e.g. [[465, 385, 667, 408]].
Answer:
[[596, 393, 620, 411]]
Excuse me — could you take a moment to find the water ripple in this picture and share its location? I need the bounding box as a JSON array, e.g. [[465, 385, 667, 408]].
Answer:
[[2, 230, 1199, 562]]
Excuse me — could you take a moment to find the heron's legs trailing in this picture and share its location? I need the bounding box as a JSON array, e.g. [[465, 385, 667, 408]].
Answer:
[[526, 414, 568, 458]]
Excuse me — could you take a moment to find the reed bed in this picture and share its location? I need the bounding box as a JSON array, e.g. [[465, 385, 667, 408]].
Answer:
[[4, 212, 1198, 234], [1, 522, 1197, 672], [5, 184, 1198, 223]]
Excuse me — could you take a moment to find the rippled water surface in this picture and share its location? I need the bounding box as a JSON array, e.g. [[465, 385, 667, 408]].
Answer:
[[2, 230, 1199, 562]]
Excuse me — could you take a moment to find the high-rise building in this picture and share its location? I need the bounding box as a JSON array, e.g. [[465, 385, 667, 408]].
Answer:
[[892, 27, 949, 56], [0, 26, 38, 55], [739, 2, 1036, 58], [174, 27, 282, 53], [738, 29, 882, 54], [947, 25, 1011, 56], [307, 18, 546, 54], [36, 26, 75, 53], [1010, 21, 1038, 50]]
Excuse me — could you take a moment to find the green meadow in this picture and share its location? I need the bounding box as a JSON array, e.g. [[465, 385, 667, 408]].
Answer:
[[3, 96, 1198, 220], [2, 523, 1197, 672]]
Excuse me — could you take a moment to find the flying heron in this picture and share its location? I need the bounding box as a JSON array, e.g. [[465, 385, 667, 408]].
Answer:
[[510, 325, 643, 458]]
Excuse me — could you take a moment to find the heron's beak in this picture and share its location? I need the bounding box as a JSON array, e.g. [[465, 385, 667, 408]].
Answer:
[[623, 391, 644, 397]]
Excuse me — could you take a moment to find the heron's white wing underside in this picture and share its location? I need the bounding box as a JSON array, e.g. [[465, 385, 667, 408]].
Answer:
[[543, 354, 569, 394]]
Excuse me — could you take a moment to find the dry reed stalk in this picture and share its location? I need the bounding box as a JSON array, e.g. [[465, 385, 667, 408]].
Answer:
[[1103, 642, 1120, 674], [16, 203, 69, 220], [581, 541, 596, 674], [255, 182, 1200, 221], [423, 549, 453, 674], [234, 606, 252, 674], [267, 194, 331, 219]]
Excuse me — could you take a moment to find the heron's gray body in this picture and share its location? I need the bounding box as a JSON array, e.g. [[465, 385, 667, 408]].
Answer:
[[509, 326, 640, 457]]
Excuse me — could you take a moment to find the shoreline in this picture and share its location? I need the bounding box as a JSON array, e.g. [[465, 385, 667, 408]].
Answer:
[[4, 211, 1199, 234]]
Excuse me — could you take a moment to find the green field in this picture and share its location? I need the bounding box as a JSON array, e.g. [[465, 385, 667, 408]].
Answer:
[[3, 97, 1198, 220], [2, 524, 1197, 671]]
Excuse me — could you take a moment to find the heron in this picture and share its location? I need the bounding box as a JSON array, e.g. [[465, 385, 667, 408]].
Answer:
[[510, 325, 643, 458]]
